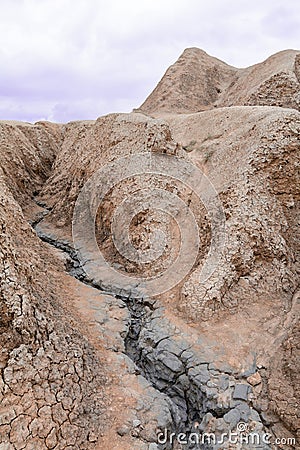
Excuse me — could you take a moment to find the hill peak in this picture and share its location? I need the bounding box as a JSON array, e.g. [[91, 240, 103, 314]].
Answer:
[[138, 48, 300, 114]]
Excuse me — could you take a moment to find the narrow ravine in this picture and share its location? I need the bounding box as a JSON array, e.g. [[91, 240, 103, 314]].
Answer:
[[32, 215, 271, 450], [33, 224, 185, 445]]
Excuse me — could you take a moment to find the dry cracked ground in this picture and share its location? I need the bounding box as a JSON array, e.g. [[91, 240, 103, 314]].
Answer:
[[0, 48, 299, 450]]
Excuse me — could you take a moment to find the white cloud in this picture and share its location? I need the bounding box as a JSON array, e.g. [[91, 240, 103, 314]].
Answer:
[[0, 0, 299, 121]]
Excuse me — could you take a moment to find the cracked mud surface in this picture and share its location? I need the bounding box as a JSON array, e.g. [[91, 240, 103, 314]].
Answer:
[[28, 228, 272, 449], [1, 48, 300, 449], [24, 222, 300, 449]]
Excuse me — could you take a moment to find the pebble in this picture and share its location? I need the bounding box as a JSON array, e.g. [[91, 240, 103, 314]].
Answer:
[[133, 419, 141, 428], [247, 371, 262, 386], [117, 425, 130, 436], [233, 383, 249, 401]]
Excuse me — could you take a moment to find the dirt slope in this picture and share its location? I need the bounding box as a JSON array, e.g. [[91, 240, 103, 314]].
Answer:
[[0, 124, 107, 449]]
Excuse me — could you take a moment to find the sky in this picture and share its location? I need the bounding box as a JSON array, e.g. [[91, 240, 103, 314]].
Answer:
[[0, 0, 299, 123]]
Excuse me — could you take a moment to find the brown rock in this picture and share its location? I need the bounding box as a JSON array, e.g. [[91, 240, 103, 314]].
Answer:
[[247, 372, 262, 386]]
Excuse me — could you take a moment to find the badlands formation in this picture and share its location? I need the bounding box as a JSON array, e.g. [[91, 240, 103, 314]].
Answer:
[[0, 48, 299, 449]]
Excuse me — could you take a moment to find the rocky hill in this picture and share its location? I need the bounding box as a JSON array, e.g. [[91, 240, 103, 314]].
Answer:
[[138, 48, 300, 114], [0, 49, 299, 449]]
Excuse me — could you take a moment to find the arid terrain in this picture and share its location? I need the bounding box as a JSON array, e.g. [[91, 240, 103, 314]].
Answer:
[[0, 48, 299, 449]]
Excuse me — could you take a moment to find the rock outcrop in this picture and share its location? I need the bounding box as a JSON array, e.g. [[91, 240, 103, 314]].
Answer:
[[138, 48, 300, 114]]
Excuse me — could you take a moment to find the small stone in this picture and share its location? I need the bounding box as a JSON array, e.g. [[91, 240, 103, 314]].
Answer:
[[189, 365, 210, 385], [131, 428, 141, 437], [177, 374, 190, 390], [249, 408, 262, 423], [158, 351, 183, 373], [181, 351, 194, 364], [117, 425, 130, 436], [224, 408, 241, 427], [247, 372, 262, 386], [236, 403, 250, 422], [233, 384, 249, 401], [215, 418, 228, 432], [205, 387, 218, 399], [133, 419, 141, 428], [218, 374, 230, 391], [198, 413, 214, 432]]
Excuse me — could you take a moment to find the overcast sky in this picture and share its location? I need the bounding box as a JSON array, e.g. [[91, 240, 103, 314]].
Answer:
[[0, 0, 299, 123]]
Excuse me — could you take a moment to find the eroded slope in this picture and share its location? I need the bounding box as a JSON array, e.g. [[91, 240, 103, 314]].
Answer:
[[138, 48, 300, 114]]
